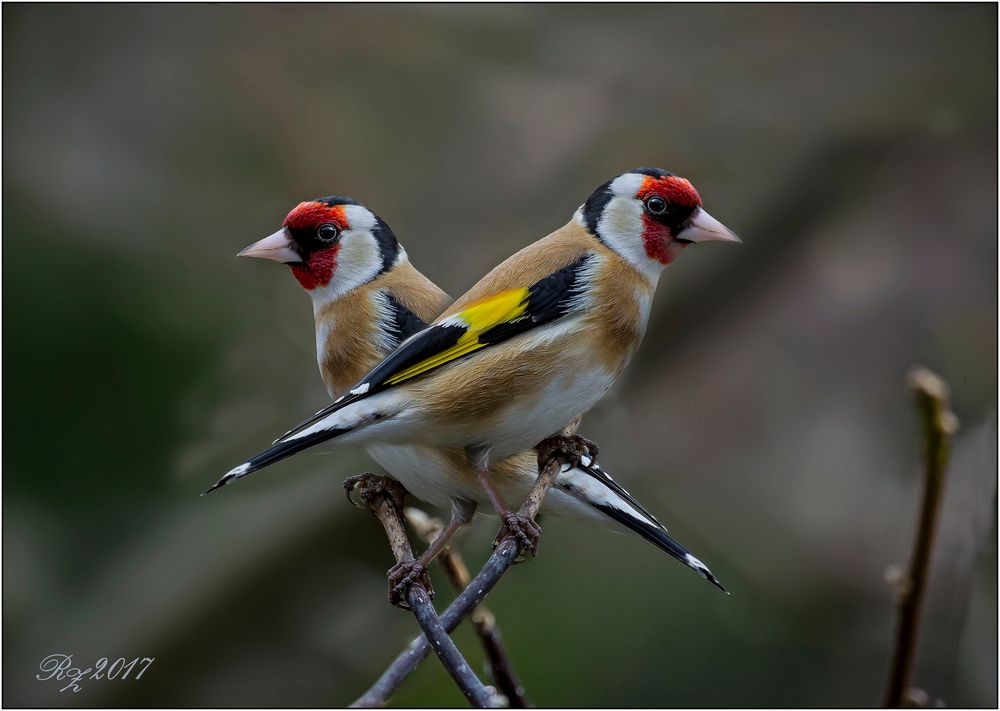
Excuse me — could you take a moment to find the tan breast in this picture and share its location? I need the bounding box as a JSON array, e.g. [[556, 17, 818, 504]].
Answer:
[[583, 244, 655, 376], [314, 286, 385, 398], [314, 261, 452, 399], [407, 335, 565, 426]]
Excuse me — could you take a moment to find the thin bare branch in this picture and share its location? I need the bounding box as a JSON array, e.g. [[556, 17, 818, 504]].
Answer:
[[352, 537, 521, 708], [883, 367, 959, 708], [406, 508, 531, 708], [352, 421, 580, 708], [345, 475, 502, 708]]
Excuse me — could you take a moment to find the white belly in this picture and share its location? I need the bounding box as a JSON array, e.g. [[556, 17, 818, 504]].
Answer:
[[479, 366, 616, 458], [364, 442, 608, 525], [366, 443, 481, 509]]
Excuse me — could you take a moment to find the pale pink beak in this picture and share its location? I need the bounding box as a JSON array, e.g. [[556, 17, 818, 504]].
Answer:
[[676, 208, 741, 244], [238, 229, 302, 263]]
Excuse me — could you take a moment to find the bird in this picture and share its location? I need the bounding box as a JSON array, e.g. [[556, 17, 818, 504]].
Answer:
[[212, 167, 738, 587], [230, 193, 728, 591]]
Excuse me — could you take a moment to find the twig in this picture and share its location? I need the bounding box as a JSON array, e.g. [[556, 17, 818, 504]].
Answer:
[[407, 585, 498, 708], [883, 367, 959, 708], [406, 508, 531, 708], [346, 475, 502, 708], [352, 421, 579, 708], [352, 536, 522, 708]]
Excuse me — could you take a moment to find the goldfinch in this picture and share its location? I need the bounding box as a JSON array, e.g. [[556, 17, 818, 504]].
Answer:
[[213, 168, 736, 581], [233, 194, 726, 589]]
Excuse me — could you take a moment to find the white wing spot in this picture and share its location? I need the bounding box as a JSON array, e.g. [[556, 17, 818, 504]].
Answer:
[[350, 383, 370, 396], [438, 314, 471, 328]]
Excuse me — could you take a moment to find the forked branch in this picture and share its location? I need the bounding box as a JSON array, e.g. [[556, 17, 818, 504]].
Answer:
[[406, 508, 530, 708], [345, 474, 502, 708], [352, 421, 579, 708]]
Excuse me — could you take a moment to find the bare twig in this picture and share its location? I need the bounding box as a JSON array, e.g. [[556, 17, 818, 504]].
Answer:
[[883, 367, 959, 708], [352, 421, 579, 708], [345, 475, 502, 708], [352, 536, 522, 708], [407, 584, 500, 708], [406, 508, 531, 708]]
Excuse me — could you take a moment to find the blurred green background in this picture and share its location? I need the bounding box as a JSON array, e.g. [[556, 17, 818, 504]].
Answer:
[[3, 3, 997, 707]]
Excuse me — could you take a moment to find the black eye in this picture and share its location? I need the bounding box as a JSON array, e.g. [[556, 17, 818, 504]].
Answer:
[[317, 223, 339, 243], [645, 196, 667, 215]]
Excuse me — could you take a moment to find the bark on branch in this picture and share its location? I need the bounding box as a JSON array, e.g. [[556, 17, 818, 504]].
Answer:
[[406, 507, 530, 708], [346, 475, 502, 708], [883, 366, 959, 708], [352, 420, 579, 708]]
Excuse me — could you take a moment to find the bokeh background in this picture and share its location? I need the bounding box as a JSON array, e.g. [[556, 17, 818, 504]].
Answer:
[[3, 3, 997, 708]]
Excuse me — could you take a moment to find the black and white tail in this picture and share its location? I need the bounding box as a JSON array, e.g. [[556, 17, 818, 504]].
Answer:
[[205, 396, 396, 494], [555, 456, 727, 593]]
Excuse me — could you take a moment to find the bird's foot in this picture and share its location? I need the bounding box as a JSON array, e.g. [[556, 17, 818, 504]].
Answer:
[[536, 434, 600, 469], [342, 473, 428, 608], [493, 511, 542, 563], [387, 559, 433, 610], [343, 473, 407, 512]]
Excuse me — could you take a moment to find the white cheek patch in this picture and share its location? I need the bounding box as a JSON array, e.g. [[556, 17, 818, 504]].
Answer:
[[597, 196, 663, 284], [600, 196, 644, 243], [309, 231, 382, 304], [336, 233, 383, 289]]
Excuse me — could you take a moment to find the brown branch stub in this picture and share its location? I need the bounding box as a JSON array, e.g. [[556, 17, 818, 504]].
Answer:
[[883, 367, 959, 708]]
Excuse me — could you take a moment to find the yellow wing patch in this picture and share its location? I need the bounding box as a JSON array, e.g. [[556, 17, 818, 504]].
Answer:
[[384, 288, 530, 386], [458, 288, 530, 329]]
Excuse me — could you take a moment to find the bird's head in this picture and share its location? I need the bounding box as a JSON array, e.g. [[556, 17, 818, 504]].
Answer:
[[239, 196, 403, 298], [577, 167, 739, 280]]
